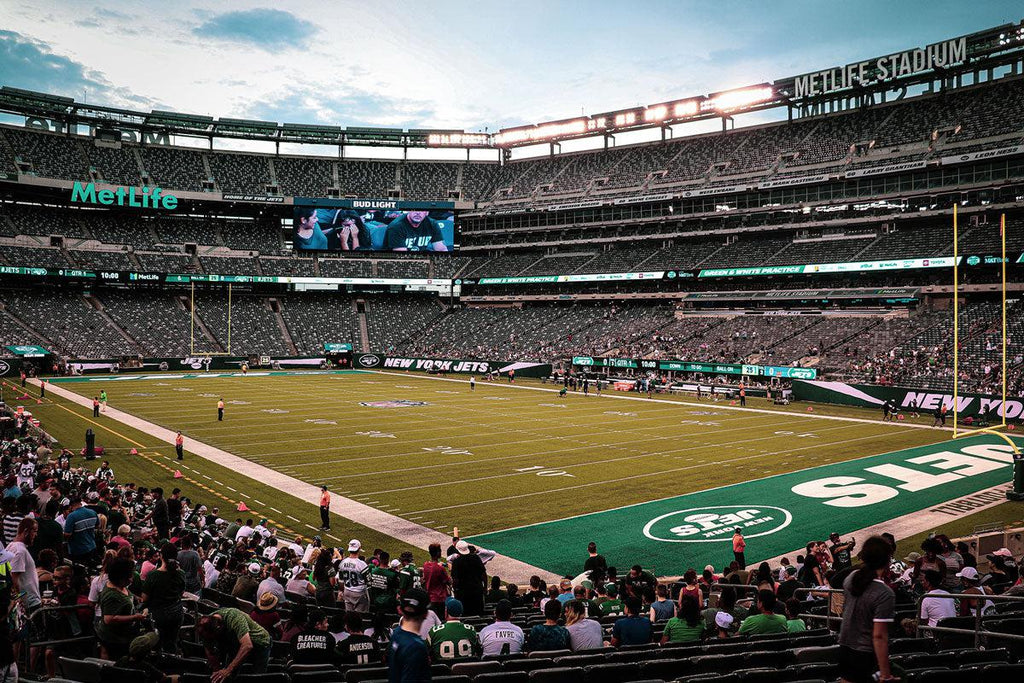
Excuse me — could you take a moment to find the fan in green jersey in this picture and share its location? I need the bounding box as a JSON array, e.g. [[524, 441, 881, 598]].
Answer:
[[427, 598, 482, 661]]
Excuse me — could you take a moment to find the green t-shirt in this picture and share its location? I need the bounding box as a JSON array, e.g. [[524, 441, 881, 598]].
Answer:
[[398, 565, 422, 592], [216, 608, 271, 649], [367, 567, 399, 609], [662, 617, 705, 643], [786, 618, 807, 632], [142, 567, 186, 610], [427, 621, 482, 660], [600, 598, 625, 617], [96, 587, 138, 645], [738, 612, 788, 635]]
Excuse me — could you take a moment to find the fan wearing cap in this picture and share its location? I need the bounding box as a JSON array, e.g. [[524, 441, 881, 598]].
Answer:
[[427, 597, 481, 660], [397, 551, 422, 594], [113, 632, 172, 683], [985, 547, 1019, 594], [338, 539, 371, 613], [450, 540, 487, 617], [250, 591, 283, 638], [956, 566, 996, 616], [231, 562, 262, 603], [388, 588, 432, 683]]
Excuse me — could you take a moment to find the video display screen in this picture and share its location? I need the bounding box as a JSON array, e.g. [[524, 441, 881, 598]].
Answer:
[[292, 206, 455, 253]]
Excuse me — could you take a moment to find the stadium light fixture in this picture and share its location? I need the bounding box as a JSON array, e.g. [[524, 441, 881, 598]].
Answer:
[[643, 106, 668, 122], [494, 118, 589, 146], [704, 86, 775, 112]]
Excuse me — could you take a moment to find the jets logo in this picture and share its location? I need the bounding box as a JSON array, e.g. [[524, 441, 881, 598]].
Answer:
[[359, 400, 429, 408]]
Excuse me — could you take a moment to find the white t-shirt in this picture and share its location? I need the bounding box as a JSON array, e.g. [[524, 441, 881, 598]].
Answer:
[[920, 589, 957, 627], [337, 557, 369, 593], [16, 463, 35, 486], [235, 526, 255, 541], [479, 621, 525, 656], [7, 540, 39, 609], [401, 610, 442, 640], [204, 564, 221, 589]]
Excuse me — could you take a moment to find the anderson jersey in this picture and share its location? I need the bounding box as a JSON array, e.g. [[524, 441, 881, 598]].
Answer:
[[428, 621, 482, 660], [336, 633, 379, 666], [337, 557, 370, 593]]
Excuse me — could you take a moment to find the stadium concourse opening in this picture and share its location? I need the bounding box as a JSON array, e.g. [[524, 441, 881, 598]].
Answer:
[[2, 9, 1024, 683]]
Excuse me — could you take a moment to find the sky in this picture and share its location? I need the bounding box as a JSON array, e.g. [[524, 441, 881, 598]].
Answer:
[[0, 0, 1021, 134]]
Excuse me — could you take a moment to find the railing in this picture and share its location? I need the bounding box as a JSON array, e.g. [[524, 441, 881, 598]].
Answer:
[[914, 591, 1024, 648]]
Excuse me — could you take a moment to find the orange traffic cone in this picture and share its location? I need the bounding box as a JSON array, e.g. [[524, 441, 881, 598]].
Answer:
[[1008, 424, 1016, 431], [807, 406, 814, 412], [729, 400, 737, 406], [237, 501, 249, 512], [129, 448, 138, 455], [173, 470, 183, 479]]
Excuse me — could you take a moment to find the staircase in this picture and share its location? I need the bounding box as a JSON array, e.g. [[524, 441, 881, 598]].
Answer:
[[84, 294, 146, 355], [175, 295, 224, 353], [269, 298, 298, 355], [356, 300, 371, 352], [0, 305, 55, 350]]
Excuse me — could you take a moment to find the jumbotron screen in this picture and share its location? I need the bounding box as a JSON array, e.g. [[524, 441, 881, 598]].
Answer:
[[292, 205, 456, 253]]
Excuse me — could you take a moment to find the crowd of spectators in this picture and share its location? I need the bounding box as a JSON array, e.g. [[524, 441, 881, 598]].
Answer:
[[1, 421, 1017, 683]]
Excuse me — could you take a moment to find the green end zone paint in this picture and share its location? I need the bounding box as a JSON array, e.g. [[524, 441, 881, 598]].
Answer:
[[469, 434, 1024, 577]]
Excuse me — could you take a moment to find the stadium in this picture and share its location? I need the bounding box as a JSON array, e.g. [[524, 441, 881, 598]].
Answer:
[[1, 6, 1024, 682]]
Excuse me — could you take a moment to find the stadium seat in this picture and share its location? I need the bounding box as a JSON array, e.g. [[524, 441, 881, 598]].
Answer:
[[690, 653, 747, 675], [792, 645, 840, 663], [58, 658, 105, 683], [234, 674, 290, 683], [527, 667, 585, 683], [955, 647, 1010, 665], [473, 673, 530, 683], [99, 666, 145, 683], [290, 671, 346, 683], [552, 654, 607, 667], [502, 659, 557, 672], [981, 662, 1024, 676], [743, 649, 794, 669], [889, 638, 938, 655], [734, 669, 783, 683], [637, 658, 693, 680], [678, 674, 738, 683], [345, 667, 389, 683], [450, 661, 503, 677], [581, 662, 638, 683], [431, 677, 472, 683], [778, 664, 838, 682]]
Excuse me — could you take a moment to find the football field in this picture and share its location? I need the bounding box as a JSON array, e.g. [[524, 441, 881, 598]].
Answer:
[[43, 370, 1022, 577]]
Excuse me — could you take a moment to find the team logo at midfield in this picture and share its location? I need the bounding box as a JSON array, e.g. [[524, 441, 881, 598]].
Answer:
[[359, 399, 429, 408], [643, 505, 792, 543]]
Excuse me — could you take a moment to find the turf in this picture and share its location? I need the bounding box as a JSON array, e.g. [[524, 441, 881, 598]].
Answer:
[[42, 369, 957, 544]]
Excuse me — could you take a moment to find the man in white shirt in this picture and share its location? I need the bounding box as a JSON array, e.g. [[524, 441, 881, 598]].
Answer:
[[8, 518, 40, 611], [204, 556, 224, 589], [478, 600, 524, 656], [338, 539, 370, 612], [235, 519, 256, 542], [919, 570, 956, 629], [258, 564, 287, 604]]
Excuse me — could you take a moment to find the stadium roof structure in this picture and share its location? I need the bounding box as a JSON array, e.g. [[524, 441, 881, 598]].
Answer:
[[0, 22, 1022, 154]]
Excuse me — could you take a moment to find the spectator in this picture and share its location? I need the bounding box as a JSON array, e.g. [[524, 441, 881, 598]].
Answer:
[[957, 541, 977, 569], [205, 556, 226, 590], [257, 564, 286, 606], [479, 599, 524, 656], [624, 564, 656, 600], [140, 543, 186, 653], [113, 632, 174, 683], [611, 596, 651, 646], [555, 578, 574, 604], [714, 612, 734, 639], [96, 557, 146, 660], [336, 612, 379, 666], [63, 496, 100, 565], [198, 608, 272, 681], [600, 583, 625, 617], [676, 569, 701, 608], [738, 590, 787, 635], [649, 583, 675, 622], [784, 598, 807, 632], [422, 543, 452, 616], [702, 585, 743, 632], [450, 540, 486, 617], [427, 597, 481, 660], [8, 518, 41, 613], [485, 576, 505, 604], [662, 595, 705, 644], [957, 566, 995, 616], [312, 547, 337, 606], [526, 599, 570, 652], [732, 528, 746, 569], [388, 588, 432, 683], [250, 592, 282, 639], [176, 534, 204, 594], [564, 599, 603, 651], [919, 569, 956, 630], [285, 566, 315, 597], [584, 541, 607, 575], [837, 535, 897, 683], [288, 608, 333, 665], [777, 565, 803, 602], [232, 562, 261, 602]]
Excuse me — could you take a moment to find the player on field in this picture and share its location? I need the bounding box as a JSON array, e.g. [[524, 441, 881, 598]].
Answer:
[[338, 539, 370, 612], [469, 376, 475, 391], [100, 390, 108, 412], [218, 398, 225, 421], [427, 598, 481, 660]]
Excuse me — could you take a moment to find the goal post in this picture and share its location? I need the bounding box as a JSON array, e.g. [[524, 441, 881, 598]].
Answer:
[[948, 209, 1021, 498]]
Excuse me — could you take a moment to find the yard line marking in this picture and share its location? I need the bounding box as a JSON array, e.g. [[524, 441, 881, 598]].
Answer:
[[404, 427, 921, 517], [213, 480, 224, 486], [287, 515, 301, 522], [226, 486, 237, 493], [253, 499, 266, 505], [269, 507, 282, 514]]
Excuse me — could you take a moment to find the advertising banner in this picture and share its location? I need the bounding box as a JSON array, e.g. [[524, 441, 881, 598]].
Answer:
[[792, 380, 1024, 420], [354, 353, 552, 377]]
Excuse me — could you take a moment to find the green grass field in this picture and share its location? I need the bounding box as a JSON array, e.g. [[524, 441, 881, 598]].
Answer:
[[14, 369, 1023, 577]]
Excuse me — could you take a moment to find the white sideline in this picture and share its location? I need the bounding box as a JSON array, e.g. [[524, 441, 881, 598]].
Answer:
[[35, 379, 560, 583]]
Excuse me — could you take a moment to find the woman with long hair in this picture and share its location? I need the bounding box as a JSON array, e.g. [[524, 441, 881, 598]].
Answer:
[[564, 600, 603, 651], [755, 562, 776, 592], [662, 595, 705, 644], [837, 536, 898, 683], [798, 553, 825, 587], [141, 543, 186, 652], [312, 546, 337, 606], [676, 569, 701, 608]]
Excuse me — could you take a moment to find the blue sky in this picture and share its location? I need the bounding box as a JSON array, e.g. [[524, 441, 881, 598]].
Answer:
[[0, 1, 1020, 132]]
